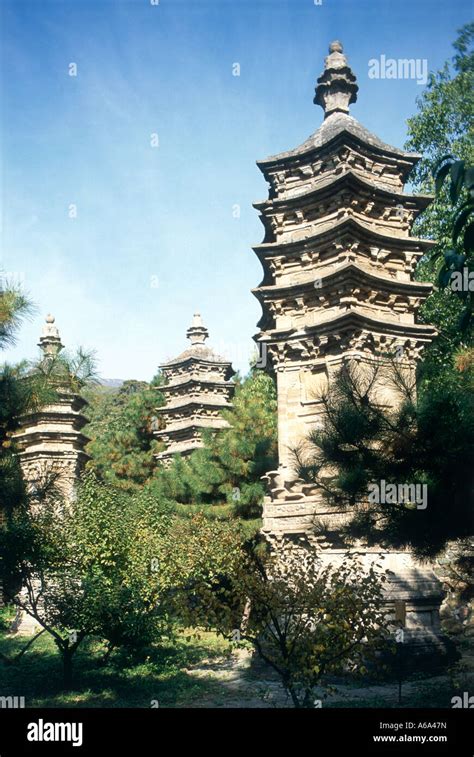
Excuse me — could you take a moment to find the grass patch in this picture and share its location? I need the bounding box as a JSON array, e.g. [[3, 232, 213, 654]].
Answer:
[[1, 622, 471, 709], [0, 628, 233, 708], [0, 605, 17, 632]]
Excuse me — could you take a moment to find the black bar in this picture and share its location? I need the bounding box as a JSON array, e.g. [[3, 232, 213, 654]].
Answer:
[[0, 707, 472, 756]]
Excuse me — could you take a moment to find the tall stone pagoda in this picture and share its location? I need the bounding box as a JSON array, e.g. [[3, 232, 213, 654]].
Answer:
[[13, 314, 90, 501], [154, 313, 235, 464], [253, 42, 444, 644]]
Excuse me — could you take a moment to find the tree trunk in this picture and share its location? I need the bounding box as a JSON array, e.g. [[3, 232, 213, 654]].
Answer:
[[286, 682, 301, 708], [99, 642, 115, 667], [62, 648, 74, 690]]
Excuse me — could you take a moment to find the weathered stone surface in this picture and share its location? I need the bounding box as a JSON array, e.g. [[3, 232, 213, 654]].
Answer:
[[253, 41, 445, 642], [154, 313, 235, 464], [253, 42, 436, 473], [13, 316, 90, 502]]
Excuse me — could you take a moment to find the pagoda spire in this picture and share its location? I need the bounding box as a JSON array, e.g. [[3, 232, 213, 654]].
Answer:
[[38, 314, 64, 358], [314, 40, 358, 118], [186, 312, 209, 346]]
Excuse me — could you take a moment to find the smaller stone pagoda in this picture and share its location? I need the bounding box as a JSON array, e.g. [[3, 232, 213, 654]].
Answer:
[[13, 315, 90, 501], [154, 313, 235, 464]]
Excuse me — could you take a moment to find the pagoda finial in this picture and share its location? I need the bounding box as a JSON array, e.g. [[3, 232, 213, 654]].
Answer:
[[38, 314, 64, 357], [314, 40, 358, 118], [186, 312, 209, 346]]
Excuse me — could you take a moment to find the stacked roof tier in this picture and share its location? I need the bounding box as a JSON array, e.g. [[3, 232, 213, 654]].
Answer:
[[253, 39, 436, 482], [12, 315, 90, 500], [154, 314, 235, 463]]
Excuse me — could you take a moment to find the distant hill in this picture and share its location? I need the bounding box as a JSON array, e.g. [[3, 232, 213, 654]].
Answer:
[[100, 378, 125, 388]]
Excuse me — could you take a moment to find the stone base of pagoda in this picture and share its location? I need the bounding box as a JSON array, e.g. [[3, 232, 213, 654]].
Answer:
[[261, 472, 451, 662]]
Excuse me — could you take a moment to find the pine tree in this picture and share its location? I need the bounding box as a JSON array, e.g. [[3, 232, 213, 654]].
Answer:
[[293, 358, 473, 558], [150, 369, 278, 522], [84, 377, 165, 490]]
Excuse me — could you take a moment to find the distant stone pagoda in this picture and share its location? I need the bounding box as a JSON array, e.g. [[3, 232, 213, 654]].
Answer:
[[252, 42, 444, 645], [13, 315, 90, 501], [154, 314, 235, 464]]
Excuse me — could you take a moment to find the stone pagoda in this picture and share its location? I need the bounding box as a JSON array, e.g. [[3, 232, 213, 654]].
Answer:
[[13, 315, 90, 501], [252, 42, 444, 645], [154, 313, 235, 464]]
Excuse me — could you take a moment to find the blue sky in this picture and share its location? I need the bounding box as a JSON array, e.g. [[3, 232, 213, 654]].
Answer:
[[1, 0, 472, 379]]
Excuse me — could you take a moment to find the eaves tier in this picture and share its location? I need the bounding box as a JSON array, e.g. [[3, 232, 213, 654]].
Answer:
[[12, 315, 90, 498], [154, 317, 235, 462], [252, 113, 437, 369], [14, 394, 90, 460]]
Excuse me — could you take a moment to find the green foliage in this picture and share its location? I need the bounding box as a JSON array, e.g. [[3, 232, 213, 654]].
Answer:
[[84, 378, 165, 490], [0, 469, 246, 688], [0, 626, 466, 707], [405, 23, 473, 194], [69, 475, 177, 653], [185, 539, 389, 708], [83, 367, 276, 523], [0, 288, 64, 519], [151, 369, 277, 519], [0, 473, 173, 686], [0, 604, 16, 632], [38, 347, 99, 393], [0, 284, 99, 624], [432, 154, 474, 330], [405, 22, 474, 348], [0, 284, 32, 350], [0, 367, 35, 518], [0, 629, 234, 707], [293, 359, 474, 558]]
